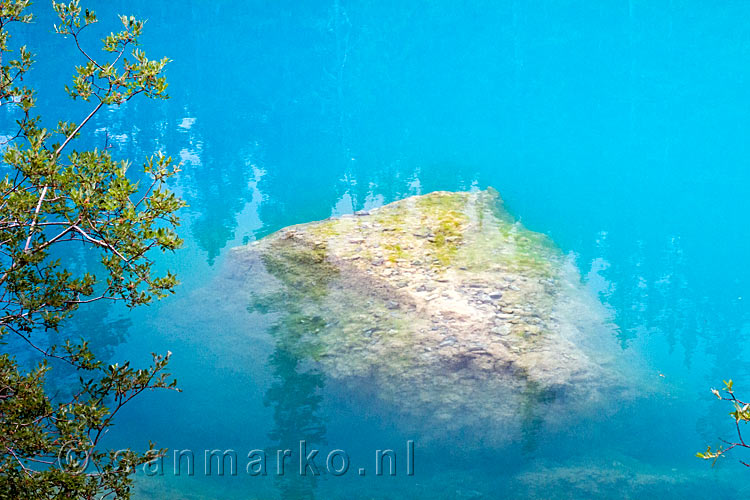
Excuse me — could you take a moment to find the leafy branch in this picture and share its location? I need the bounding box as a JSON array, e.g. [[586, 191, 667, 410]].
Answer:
[[697, 380, 750, 467], [0, 1, 185, 498]]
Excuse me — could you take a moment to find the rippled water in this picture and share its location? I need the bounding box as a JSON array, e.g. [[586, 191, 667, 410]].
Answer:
[[9, 1, 750, 498]]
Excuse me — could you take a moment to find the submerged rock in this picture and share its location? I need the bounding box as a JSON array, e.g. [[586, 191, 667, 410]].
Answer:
[[229, 189, 634, 441]]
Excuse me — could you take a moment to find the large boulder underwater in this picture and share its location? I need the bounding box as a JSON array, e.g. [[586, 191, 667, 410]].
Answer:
[[226, 188, 640, 443]]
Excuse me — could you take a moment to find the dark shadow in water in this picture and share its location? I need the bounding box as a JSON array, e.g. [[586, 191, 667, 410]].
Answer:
[[263, 349, 326, 500], [519, 382, 558, 456], [251, 246, 335, 499]]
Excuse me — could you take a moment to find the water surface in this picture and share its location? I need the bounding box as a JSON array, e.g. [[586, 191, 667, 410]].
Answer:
[[11, 1, 750, 498]]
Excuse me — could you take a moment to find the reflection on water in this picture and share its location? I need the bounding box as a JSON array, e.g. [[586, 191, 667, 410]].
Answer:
[[260, 267, 328, 500], [264, 349, 326, 500]]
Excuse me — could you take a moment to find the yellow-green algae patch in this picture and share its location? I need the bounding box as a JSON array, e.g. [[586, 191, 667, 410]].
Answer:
[[230, 189, 631, 443]]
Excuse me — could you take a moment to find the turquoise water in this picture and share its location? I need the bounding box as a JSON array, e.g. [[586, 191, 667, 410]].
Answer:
[[10, 1, 750, 498]]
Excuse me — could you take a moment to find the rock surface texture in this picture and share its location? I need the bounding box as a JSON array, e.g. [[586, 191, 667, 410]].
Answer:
[[229, 189, 630, 441]]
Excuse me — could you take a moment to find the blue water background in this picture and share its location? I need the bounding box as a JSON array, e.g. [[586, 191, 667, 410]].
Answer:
[[6, 1, 750, 498]]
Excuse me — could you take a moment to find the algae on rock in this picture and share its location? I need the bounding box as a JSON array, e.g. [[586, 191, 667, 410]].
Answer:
[[230, 188, 631, 442]]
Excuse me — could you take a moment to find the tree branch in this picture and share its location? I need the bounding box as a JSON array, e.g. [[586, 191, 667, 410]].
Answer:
[[22, 100, 105, 254]]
